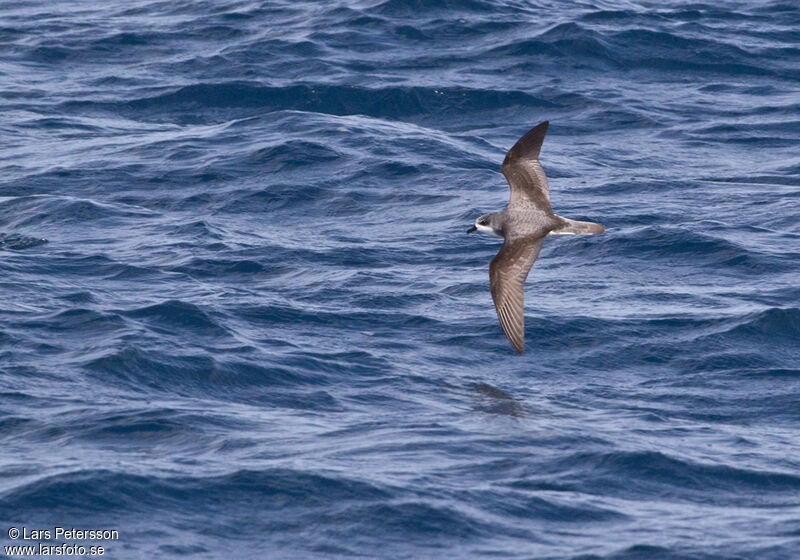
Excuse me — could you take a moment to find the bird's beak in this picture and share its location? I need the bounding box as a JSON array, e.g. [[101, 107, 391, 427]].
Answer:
[[467, 226, 477, 234]]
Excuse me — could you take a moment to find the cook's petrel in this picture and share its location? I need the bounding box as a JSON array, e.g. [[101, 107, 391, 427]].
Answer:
[[467, 121, 605, 354]]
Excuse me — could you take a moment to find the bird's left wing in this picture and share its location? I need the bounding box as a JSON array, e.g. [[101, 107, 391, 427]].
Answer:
[[489, 237, 545, 354]]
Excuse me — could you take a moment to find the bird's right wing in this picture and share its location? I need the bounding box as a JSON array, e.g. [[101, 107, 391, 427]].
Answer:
[[489, 237, 544, 354], [501, 121, 552, 212]]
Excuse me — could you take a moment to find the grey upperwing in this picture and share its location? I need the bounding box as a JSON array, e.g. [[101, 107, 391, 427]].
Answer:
[[501, 121, 553, 213]]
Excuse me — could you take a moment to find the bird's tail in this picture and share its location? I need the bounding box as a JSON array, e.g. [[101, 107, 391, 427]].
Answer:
[[551, 217, 605, 235]]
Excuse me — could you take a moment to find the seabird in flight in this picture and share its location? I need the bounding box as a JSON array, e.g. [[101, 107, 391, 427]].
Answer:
[[467, 121, 605, 354]]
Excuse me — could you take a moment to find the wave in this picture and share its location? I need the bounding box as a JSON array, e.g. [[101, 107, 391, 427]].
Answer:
[[486, 21, 794, 78], [59, 82, 577, 123], [0, 232, 47, 250], [0, 468, 390, 517], [0, 195, 156, 230], [585, 226, 786, 274], [725, 307, 800, 339], [514, 449, 800, 505], [83, 344, 344, 411], [121, 300, 230, 338]]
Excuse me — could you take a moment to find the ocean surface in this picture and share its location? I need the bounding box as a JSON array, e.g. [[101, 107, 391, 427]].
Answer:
[[1, 1, 799, 558]]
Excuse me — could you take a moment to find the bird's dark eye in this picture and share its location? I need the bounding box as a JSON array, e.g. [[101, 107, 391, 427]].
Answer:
[[479, 219, 486, 225]]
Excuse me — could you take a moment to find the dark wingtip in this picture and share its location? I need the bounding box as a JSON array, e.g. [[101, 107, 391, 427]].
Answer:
[[504, 121, 549, 164]]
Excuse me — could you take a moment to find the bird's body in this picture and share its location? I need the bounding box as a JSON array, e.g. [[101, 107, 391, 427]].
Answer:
[[468, 121, 604, 354]]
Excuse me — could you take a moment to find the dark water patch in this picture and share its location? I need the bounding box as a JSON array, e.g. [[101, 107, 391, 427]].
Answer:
[[349, 501, 491, 541], [169, 257, 265, 278], [696, 120, 800, 138], [13, 116, 104, 133], [122, 300, 229, 338], [242, 140, 341, 170], [20, 28, 245, 65], [218, 184, 331, 214], [0, 232, 47, 250], [67, 82, 565, 123], [373, 0, 491, 16], [281, 350, 393, 379], [721, 367, 800, 383], [84, 347, 218, 394], [238, 303, 445, 334], [599, 544, 694, 560], [21, 308, 126, 334], [595, 226, 783, 273], [471, 386, 525, 417], [85, 416, 191, 442], [361, 160, 428, 178], [84, 346, 339, 407], [166, 219, 227, 241], [486, 21, 792, 77], [65, 407, 252, 449], [537, 450, 800, 505], [580, 10, 640, 23], [724, 307, 800, 340], [674, 350, 778, 376], [485, 490, 625, 523], [0, 468, 391, 518], [0, 330, 17, 348], [704, 174, 800, 187], [666, 308, 800, 365], [0, 195, 155, 229], [353, 292, 438, 310], [491, 22, 614, 65], [13, 253, 160, 282], [0, 416, 41, 438], [56, 291, 97, 304], [602, 28, 782, 76], [90, 31, 165, 49]]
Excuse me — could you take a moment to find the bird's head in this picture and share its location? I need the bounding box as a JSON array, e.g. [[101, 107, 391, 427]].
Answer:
[[467, 213, 504, 237]]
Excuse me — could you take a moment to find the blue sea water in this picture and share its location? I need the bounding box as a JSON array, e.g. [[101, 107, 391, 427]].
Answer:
[[1, 0, 799, 558]]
